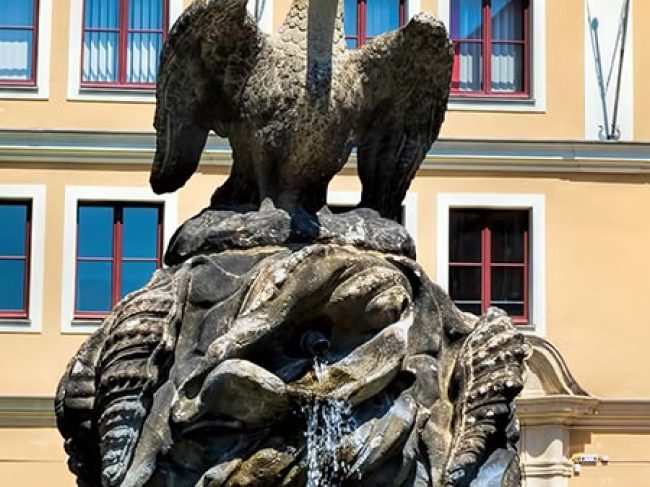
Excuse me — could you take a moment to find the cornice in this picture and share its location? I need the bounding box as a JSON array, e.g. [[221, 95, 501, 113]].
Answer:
[[0, 395, 55, 427], [575, 398, 650, 430], [516, 395, 600, 426], [0, 129, 649, 174], [516, 396, 650, 431], [421, 138, 650, 174], [521, 459, 574, 478], [0, 129, 233, 166]]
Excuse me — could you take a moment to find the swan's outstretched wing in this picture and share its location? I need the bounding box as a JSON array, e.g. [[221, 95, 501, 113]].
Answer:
[[348, 13, 453, 220], [150, 0, 267, 194]]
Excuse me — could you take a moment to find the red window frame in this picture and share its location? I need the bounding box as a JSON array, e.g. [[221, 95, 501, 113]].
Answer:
[[0, 0, 39, 87], [74, 202, 163, 320], [345, 0, 406, 47], [0, 200, 31, 319], [449, 210, 529, 324], [450, 0, 530, 98], [80, 0, 168, 89]]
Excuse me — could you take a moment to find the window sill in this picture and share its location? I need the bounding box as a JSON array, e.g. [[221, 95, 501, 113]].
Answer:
[[448, 95, 546, 113], [68, 86, 156, 104], [517, 323, 538, 335], [63, 318, 103, 334], [0, 84, 47, 100], [0, 318, 39, 333]]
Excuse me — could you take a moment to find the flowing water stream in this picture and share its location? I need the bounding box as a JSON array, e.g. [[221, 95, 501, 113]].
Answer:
[[304, 357, 355, 487]]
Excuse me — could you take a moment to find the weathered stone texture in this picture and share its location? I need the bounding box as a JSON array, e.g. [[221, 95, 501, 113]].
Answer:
[[57, 211, 527, 487], [56, 0, 527, 484], [150, 0, 452, 220]]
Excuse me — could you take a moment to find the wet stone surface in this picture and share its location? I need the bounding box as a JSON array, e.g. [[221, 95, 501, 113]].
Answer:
[[56, 234, 528, 487]]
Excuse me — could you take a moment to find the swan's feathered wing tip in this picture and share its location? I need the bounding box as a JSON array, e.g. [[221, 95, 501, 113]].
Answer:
[[351, 14, 453, 220], [151, 0, 267, 195]]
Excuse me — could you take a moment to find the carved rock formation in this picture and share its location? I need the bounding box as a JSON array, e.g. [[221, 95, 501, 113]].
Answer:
[[57, 209, 528, 487], [57, 0, 528, 484]]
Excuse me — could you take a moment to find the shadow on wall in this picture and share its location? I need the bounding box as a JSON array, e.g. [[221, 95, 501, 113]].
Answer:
[[586, 0, 631, 141]]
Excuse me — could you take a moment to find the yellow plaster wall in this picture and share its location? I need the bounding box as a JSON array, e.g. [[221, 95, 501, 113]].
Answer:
[[0, 0, 591, 141], [1, 165, 650, 399], [569, 430, 650, 486], [0, 0, 160, 131], [274, 0, 292, 31], [0, 162, 237, 394], [406, 169, 650, 399], [441, 0, 585, 140], [0, 428, 75, 487]]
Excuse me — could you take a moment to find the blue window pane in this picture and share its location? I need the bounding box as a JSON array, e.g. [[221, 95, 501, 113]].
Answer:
[[82, 31, 119, 82], [121, 261, 156, 297], [76, 261, 112, 312], [84, 0, 119, 29], [346, 38, 358, 49], [0, 30, 34, 80], [366, 0, 399, 37], [0, 203, 27, 256], [78, 205, 114, 258], [122, 206, 159, 258], [491, 0, 524, 41], [451, 0, 482, 39], [344, 0, 357, 37], [0, 260, 26, 311], [0, 0, 34, 26], [126, 32, 163, 83], [129, 0, 163, 30]]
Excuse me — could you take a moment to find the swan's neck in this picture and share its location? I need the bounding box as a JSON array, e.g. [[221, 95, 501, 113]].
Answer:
[[278, 0, 346, 59]]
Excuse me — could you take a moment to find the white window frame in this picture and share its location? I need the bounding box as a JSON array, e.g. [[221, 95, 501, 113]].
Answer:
[[66, 0, 184, 102], [246, 0, 274, 34], [0, 185, 46, 332], [0, 0, 53, 100], [60, 186, 178, 333], [438, 0, 547, 113], [407, 0, 421, 20], [327, 191, 418, 243], [436, 193, 545, 335]]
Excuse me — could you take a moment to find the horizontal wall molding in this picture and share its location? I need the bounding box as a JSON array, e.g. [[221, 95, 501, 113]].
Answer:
[[517, 396, 650, 431], [521, 459, 574, 479], [0, 395, 55, 427], [1, 130, 649, 174]]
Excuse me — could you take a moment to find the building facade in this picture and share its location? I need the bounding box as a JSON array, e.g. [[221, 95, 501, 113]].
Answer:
[[0, 0, 649, 485]]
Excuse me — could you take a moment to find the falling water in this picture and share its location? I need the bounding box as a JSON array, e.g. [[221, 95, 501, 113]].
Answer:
[[304, 357, 355, 487]]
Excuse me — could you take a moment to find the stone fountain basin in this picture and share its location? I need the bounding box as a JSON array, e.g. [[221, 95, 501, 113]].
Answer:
[[175, 311, 412, 429], [171, 245, 415, 428]]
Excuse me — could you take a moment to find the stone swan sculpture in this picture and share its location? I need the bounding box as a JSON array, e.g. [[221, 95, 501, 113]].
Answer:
[[150, 0, 453, 220], [55, 0, 528, 486]]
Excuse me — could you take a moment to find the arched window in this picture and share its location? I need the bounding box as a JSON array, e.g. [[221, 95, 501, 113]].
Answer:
[[344, 0, 406, 48], [81, 0, 168, 88], [450, 0, 529, 97]]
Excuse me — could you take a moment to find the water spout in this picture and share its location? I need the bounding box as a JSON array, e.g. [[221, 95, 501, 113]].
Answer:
[[303, 356, 355, 487], [301, 330, 331, 357]]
